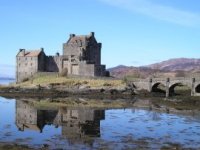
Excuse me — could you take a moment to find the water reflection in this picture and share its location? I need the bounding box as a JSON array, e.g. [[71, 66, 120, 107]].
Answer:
[[15, 100, 105, 145], [1, 96, 200, 149]]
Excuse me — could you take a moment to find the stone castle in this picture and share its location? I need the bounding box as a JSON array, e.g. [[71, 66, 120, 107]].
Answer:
[[16, 32, 107, 82]]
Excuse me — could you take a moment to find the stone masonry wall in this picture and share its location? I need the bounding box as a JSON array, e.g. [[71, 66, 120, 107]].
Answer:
[[79, 62, 95, 77], [16, 56, 38, 82]]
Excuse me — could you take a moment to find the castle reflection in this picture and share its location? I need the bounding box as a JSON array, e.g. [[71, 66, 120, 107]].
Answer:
[[15, 100, 105, 144]]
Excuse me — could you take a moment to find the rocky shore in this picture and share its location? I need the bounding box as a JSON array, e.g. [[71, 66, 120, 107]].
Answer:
[[0, 83, 134, 99]]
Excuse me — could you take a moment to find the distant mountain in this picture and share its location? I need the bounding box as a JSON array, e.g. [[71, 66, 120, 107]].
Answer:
[[109, 58, 200, 78], [108, 65, 155, 78], [108, 65, 136, 75], [146, 58, 200, 72]]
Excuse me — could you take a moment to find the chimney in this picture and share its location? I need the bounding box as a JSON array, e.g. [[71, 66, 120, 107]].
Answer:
[[19, 49, 25, 56], [56, 52, 60, 56], [90, 32, 95, 37], [70, 34, 75, 38], [40, 47, 44, 52]]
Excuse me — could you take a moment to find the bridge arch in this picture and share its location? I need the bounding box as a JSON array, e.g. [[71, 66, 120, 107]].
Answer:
[[169, 83, 182, 96], [195, 84, 200, 93], [169, 82, 191, 96], [152, 82, 165, 93]]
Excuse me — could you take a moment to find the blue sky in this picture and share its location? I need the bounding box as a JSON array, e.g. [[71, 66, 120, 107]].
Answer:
[[1, 0, 200, 76]]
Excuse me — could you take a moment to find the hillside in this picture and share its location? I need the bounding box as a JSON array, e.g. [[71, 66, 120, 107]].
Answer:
[[146, 58, 200, 71], [109, 58, 200, 78], [108, 65, 159, 78]]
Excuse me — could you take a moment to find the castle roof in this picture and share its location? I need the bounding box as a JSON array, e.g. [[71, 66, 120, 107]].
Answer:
[[17, 49, 44, 57]]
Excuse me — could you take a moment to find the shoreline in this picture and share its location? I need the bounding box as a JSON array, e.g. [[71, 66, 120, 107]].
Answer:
[[0, 85, 134, 99], [0, 87, 199, 113], [1, 76, 200, 112]]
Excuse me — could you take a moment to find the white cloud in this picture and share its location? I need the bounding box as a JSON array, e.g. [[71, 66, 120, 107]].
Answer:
[[99, 0, 200, 27]]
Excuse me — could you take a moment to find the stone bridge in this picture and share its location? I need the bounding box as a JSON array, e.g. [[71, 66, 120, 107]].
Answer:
[[128, 77, 200, 97]]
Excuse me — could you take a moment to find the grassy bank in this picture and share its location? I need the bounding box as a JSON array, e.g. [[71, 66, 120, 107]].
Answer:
[[14, 74, 125, 89]]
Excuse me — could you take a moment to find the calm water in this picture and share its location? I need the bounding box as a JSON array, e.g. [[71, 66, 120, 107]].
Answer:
[[0, 79, 15, 85], [0, 80, 200, 149]]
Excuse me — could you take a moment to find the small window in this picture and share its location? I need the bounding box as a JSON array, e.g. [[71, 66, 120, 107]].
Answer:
[[19, 64, 20, 67], [30, 63, 32, 66], [18, 58, 20, 60]]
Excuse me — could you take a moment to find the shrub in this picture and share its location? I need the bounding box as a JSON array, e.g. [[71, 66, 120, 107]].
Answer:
[[22, 78, 29, 82], [60, 68, 68, 77], [122, 77, 128, 83]]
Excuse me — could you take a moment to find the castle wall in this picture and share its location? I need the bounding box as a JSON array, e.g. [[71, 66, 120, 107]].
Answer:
[[79, 62, 95, 76], [46, 56, 60, 72], [86, 42, 101, 65], [16, 51, 46, 82], [38, 52, 46, 71], [16, 56, 38, 82], [95, 65, 106, 76], [63, 44, 81, 57]]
